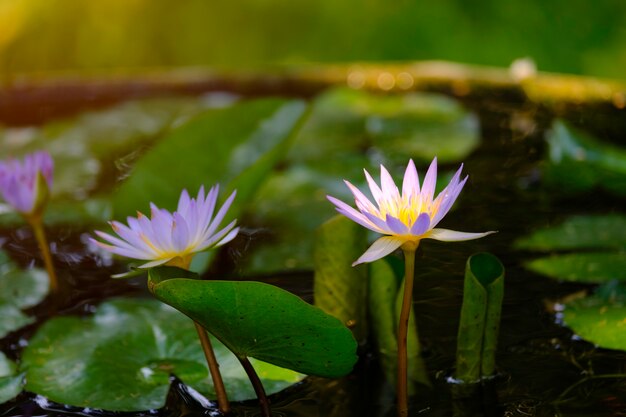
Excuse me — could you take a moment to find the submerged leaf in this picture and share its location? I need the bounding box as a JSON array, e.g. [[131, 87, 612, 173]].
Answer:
[[149, 267, 358, 378], [21, 298, 303, 411]]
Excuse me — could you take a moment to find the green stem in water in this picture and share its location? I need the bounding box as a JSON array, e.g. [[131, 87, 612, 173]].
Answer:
[[28, 215, 59, 295], [238, 356, 271, 417], [168, 256, 231, 415], [397, 244, 417, 417]]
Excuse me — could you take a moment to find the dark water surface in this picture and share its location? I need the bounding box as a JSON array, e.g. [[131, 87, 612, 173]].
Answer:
[[2, 90, 626, 417]]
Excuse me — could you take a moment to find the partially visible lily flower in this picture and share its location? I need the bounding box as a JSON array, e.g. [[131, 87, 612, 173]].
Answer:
[[327, 158, 495, 265], [0, 151, 54, 217], [92, 186, 239, 268]]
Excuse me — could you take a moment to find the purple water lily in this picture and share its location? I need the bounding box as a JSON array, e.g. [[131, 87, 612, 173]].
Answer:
[[328, 158, 494, 265], [93, 185, 239, 268], [0, 151, 54, 215]]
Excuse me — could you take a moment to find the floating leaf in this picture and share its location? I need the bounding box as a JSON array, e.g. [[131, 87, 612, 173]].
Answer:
[[515, 215, 626, 251], [313, 215, 368, 342], [0, 198, 112, 227], [0, 98, 205, 200], [21, 298, 303, 411], [0, 250, 49, 338], [544, 120, 626, 195], [0, 352, 23, 404], [525, 253, 626, 283], [516, 215, 626, 284], [148, 267, 358, 378], [563, 282, 626, 351], [291, 88, 480, 170], [243, 166, 349, 274], [111, 99, 307, 220]]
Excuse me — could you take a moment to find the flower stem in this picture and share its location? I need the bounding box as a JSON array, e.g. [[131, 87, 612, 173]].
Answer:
[[194, 322, 231, 415], [168, 256, 231, 415], [237, 355, 271, 417], [28, 216, 59, 296], [397, 245, 417, 417]]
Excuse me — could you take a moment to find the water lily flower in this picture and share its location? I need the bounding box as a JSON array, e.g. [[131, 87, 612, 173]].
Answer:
[[327, 158, 494, 265], [92, 186, 239, 268], [0, 151, 53, 216]]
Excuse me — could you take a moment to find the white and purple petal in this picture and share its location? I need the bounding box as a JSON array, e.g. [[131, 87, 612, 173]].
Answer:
[[402, 159, 420, 200], [353, 236, 406, 266], [93, 185, 239, 268], [409, 212, 431, 236], [420, 157, 438, 204], [425, 228, 496, 242]]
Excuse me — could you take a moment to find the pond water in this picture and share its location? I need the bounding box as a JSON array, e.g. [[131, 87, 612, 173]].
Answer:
[[1, 77, 626, 417]]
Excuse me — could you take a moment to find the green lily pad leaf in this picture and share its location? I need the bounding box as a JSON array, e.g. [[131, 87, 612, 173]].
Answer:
[[544, 120, 626, 196], [111, 98, 307, 220], [313, 215, 368, 343], [0, 352, 23, 404], [148, 267, 358, 378], [525, 252, 626, 283], [516, 215, 626, 284], [515, 215, 626, 251], [0, 198, 112, 227], [0, 251, 49, 309], [290, 88, 479, 170], [21, 298, 303, 411], [0, 305, 34, 340], [1, 98, 206, 200], [0, 250, 49, 338], [242, 166, 348, 274], [563, 282, 626, 351]]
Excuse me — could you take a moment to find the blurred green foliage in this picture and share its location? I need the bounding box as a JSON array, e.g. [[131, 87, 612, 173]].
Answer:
[[1, 0, 625, 78]]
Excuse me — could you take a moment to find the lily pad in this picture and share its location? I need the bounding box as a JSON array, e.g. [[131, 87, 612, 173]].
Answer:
[[290, 88, 480, 170], [0, 98, 206, 201], [515, 215, 626, 251], [544, 120, 626, 196], [0, 198, 112, 227], [516, 215, 626, 284], [111, 98, 307, 220], [0, 352, 23, 404], [21, 298, 303, 411], [0, 250, 49, 338], [563, 282, 626, 351], [525, 253, 626, 283], [148, 267, 358, 379]]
